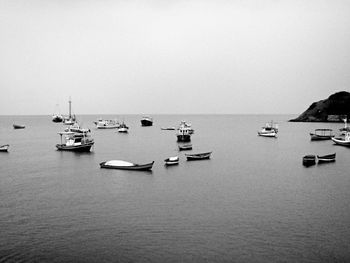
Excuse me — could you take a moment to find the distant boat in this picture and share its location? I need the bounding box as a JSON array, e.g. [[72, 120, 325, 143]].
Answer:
[[52, 104, 63, 123], [176, 121, 192, 142], [164, 156, 179, 166], [302, 155, 316, 166], [258, 121, 278, 137], [0, 144, 9, 152], [339, 118, 350, 135], [185, 151, 212, 161], [118, 122, 129, 133], [65, 122, 90, 134], [310, 129, 334, 141], [331, 132, 350, 146], [95, 119, 120, 129], [13, 124, 25, 129], [141, 116, 153, 126], [178, 144, 192, 151], [161, 127, 175, 130], [317, 153, 336, 163], [100, 160, 154, 171], [63, 97, 76, 125], [56, 131, 94, 152]]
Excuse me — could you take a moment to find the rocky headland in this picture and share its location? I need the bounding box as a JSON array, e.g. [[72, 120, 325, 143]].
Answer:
[[290, 91, 350, 122]]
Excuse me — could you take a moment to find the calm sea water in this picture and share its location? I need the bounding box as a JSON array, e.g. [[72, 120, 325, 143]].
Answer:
[[0, 115, 349, 262]]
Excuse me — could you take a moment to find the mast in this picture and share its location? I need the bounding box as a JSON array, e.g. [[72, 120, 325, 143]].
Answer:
[[69, 97, 72, 119]]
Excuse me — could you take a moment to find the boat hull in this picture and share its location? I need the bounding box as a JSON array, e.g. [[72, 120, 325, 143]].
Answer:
[[0, 144, 9, 152], [56, 142, 94, 152], [258, 131, 277, 137], [141, 120, 153, 126], [100, 161, 154, 171], [317, 153, 336, 163], [13, 124, 25, 129], [303, 155, 316, 166], [185, 152, 212, 161], [331, 137, 350, 146], [177, 134, 191, 142], [178, 144, 192, 151], [310, 133, 334, 141]]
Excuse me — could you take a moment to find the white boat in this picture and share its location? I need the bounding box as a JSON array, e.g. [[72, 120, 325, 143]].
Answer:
[[258, 121, 278, 137], [95, 119, 119, 129], [65, 122, 90, 134], [100, 160, 154, 171], [339, 118, 350, 135], [331, 132, 350, 146], [118, 122, 129, 133], [164, 156, 179, 166], [0, 144, 9, 152]]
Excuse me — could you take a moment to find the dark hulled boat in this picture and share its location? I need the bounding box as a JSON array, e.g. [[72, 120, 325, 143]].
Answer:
[[310, 129, 334, 141], [302, 155, 316, 166], [56, 132, 94, 152], [185, 151, 212, 161], [100, 160, 154, 171], [13, 124, 25, 129], [141, 116, 153, 126]]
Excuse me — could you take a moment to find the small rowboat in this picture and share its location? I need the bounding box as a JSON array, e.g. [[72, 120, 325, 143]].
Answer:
[[0, 144, 9, 152], [178, 144, 192, 151], [13, 124, 25, 129], [302, 155, 316, 166], [317, 153, 336, 163], [331, 133, 350, 146], [164, 156, 179, 166], [100, 160, 154, 171], [161, 127, 175, 130], [185, 151, 212, 161], [310, 129, 334, 141]]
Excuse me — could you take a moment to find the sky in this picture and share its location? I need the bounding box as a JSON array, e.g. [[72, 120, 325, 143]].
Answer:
[[0, 0, 350, 115]]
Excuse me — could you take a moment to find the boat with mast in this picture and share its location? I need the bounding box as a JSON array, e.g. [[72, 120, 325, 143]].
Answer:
[[63, 97, 76, 125]]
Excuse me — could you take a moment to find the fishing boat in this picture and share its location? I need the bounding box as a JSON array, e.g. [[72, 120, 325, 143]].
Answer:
[[331, 132, 350, 146], [100, 160, 154, 171], [56, 131, 94, 152], [141, 116, 153, 126], [164, 156, 179, 166], [13, 124, 25, 129], [0, 144, 9, 152], [176, 121, 192, 142], [317, 153, 336, 163], [310, 129, 334, 140], [178, 144, 192, 151], [65, 122, 90, 134], [63, 97, 76, 125], [95, 119, 120, 129], [302, 155, 316, 166], [118, 122, 129, 133], [258, 121, 278, 137], [185, 151, 212, 161]]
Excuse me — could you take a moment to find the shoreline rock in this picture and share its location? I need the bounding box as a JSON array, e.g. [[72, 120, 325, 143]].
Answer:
[[289, 91, 350, 122]]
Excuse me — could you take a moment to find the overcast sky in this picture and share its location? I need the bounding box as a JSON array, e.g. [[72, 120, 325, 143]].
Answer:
[[0, 0, 349, 115]]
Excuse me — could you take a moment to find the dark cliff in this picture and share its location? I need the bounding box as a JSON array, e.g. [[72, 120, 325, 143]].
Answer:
[[290, 91, 350, 122]]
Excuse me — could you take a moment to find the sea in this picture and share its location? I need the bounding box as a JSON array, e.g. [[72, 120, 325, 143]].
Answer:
[[0, 114, 349, 263]]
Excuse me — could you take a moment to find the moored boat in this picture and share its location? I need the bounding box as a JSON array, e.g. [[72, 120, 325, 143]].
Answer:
[[118, 122, 129, 133], [310, 129, 334, 141], [331, 132, 350, 146], [302, 155, 316, 166], [178, 144, 192, 151], [176, 121, 192, 142], [62, 97, 76, 125], [317, 153, 336, 163], [13, 124, 25, 129], [100, 160, 154, 171], [258, 121, 278, 137], [339, 118, 350, 135], [164, 156, 179, 166], [56, 131, 94, 152], [95, 119, 119, 129], [52, 114, 63, 123], [185, 151, 212, 161], [0, 144, 9, 152], [141, 116, 153, 126], [161, 127, 175, 130]]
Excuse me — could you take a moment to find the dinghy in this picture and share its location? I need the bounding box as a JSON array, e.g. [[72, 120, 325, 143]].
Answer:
[[100, 160, 154, 171]]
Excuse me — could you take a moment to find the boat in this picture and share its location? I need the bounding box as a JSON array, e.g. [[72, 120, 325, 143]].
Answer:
[[0, 144, 9, 152], [258, 121, 278, 137], [13, 124, 25, 129], [63, 97, 76, 125], [95, 119, 120, 129], [141, 116, 153, 126], [52, 104, 63, 123], [339, 118, 350, 135], [161, 127, 175, 130], [331, 132, 350, 146], [56, 131, 94, 152], [310, 129, 334, 140], [317, 153, 336, 163], [178, 144, 192, 151], [176, 121, 192, 142], [185, 151, 212, 161], [118, 122, 129, 133], [100, 160, 154, 171], [164, 156, 179, 166], [302, 155, 316, 166], [65, 122, 90, 134]]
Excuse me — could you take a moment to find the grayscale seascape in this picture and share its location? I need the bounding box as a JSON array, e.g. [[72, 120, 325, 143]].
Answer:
[[1, 115, 349, 262]]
